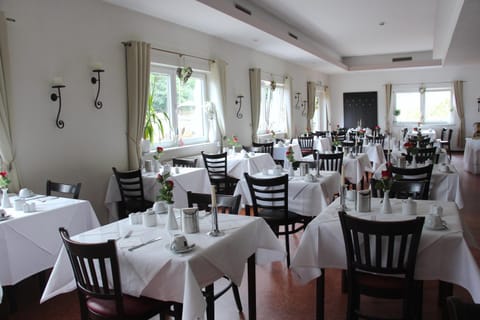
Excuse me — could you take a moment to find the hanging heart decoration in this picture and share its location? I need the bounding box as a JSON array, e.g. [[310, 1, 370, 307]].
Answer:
[[176, 66, 193, 84]]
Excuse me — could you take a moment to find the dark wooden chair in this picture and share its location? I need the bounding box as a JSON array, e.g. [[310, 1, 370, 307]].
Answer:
[[414, 146, 436, 164], [370, 178, 428, 200], [390, 164, 433, 200], [46, 180, 82, 199], [59, 227, 182, 320], [408, 135, 431, 148], [439, 128, 453, 160], [366, 134, 385, 147], [172, 157, 198, 168], [314, 131, 328, 138], [252, 141, 274, 157], [186, 191, 243, 316], [244, 173, 306, 266], [339, 212, 425, 320], [447, 296, 480, 320], [112, 167, 153, 219], [317, 152, 343, 173], [201, 152, 238, 195], [297, 136, 314, 157]]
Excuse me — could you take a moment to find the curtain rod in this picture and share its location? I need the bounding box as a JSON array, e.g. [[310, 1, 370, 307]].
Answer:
[[261, 70, 285, 80], [389, 80, 466, 86], [122, 41, 214, 63]]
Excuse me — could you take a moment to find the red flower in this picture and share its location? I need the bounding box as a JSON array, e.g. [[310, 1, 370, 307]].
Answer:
[[375, 125, 380, 129], [404, 142, 413, 149], [233, 136, 239, 143], [381, 170, 391, 179], [156, 146, 163, 153], [0, 171, 6, 178], [156, 173, 164, 183], [165, 180, 174, 189]]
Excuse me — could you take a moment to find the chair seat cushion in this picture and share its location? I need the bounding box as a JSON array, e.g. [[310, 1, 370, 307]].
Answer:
[[257, 209, 304, 224], [86, 294, 163, 318]]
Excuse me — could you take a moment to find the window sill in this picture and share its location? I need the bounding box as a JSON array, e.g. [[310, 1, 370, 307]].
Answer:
[[144, 142, 217, 160]]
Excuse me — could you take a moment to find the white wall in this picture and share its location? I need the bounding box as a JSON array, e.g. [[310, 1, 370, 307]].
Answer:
[[328, 65, 480, 149], [0, 0, 326, 223]]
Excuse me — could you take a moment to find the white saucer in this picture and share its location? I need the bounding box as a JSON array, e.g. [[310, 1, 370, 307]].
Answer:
[[168, 243, 196, 254], [425, 223, 448, 230], [0, 215, 11, 221]]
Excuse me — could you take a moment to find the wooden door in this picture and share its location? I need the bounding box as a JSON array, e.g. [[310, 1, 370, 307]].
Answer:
[[343, 91, 377, 129]]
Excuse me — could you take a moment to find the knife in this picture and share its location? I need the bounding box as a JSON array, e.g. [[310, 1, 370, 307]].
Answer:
[[128, 236, 162, 251]]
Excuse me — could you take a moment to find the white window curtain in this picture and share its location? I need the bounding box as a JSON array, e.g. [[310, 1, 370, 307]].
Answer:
[[284, 75, 293, 138], [318, 88, 326, 131], [453, 80, 465, 148], [0, 11, 19, 192], [207, 59, 227, 147], [249, 68, 261, 142], [306, 81, 316, 132], [325, 86, 332, 132], [385, 83, 392, 133], [125, 41, 150, 170]]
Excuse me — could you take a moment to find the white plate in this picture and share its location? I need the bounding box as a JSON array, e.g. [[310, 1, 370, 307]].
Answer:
[[167, 243, 196, 254]]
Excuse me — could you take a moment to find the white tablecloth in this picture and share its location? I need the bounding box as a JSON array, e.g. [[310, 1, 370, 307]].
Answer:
[[409, 128, 437, 141], [0, 196, 99, 286], [373, 163, 464, 209], [363, 144, 386, 170], [291, 198, 480, 303], [234, 171, 341, 217], [41, 214, 285, 320], [105, 167, 211, 221], [343, 153, 373, 185], [314, 137, 333, 153], [227, 152, 276, 179], [464, 138, 480, 174], [273, 144, 302, 167]]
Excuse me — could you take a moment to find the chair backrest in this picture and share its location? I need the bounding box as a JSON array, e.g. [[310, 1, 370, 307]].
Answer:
[[370, 178, 428, 200], [441, 128, 453, 142], [317, 152, 343, 172], [408, 135, 430, 148], [186, 191, 241, 214], [314, 131, 328, 138], [415, 147, 436, 164], [59, 227, 125, 317], [112, 167, 146, 204], [172, 158, 198, 168], [339, 211, 424, 278], [46, 180, 81, 199], [297, 136, 314, 151], [252, 142, 274, 156], [244, 173, 288, 220], [390, 164, 433, 199], [366, 134, 385, 147], [402, 128, 408, 139], [447, 297, 480, 320], [201, 151, 228, 179]]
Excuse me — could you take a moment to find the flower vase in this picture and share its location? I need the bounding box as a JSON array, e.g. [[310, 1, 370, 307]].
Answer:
[[165, 203, 178, 230], [1, 188, 11, 208], [381, 192, 392, 214], [288, 166, 295, 177], [411, 157, 417, 168]]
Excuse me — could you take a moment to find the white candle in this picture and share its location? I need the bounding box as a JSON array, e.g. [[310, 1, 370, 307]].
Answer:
[[52, 77, 63, 86], [340, 164, 345, 186], [210, 185, 217, 208], [92, 62, 103, 70]]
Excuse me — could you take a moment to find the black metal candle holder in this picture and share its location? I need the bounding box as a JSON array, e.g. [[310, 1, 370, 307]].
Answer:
[[50, 85, 65, 129], [91, 69, 104, 109], [235, 95, 243, 119]]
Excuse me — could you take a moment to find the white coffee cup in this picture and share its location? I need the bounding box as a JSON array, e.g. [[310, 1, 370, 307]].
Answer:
[[18, 188, 33, 198], [426, 213, 443, 229], [144, 160, 153, 172], [14, 199, 25, 211], [170, 234, 189, 252], [143, 209, 157, 227], [402, 198, 417, 215], [430, 204, 443, 216], [0, 209, 6, 218], [346, 190, 356, 201]]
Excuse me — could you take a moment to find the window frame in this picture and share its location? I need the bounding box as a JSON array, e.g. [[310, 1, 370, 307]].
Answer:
[[392, 83, 454, 125], [257, 79, 287, 135], [150, 64, 209, 148]]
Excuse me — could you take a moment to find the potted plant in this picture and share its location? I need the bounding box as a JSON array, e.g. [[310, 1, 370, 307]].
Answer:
[[142, 78, 169, 153]]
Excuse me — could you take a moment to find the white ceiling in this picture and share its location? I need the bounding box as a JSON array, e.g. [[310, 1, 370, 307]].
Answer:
[[102, 0, 480, 74]]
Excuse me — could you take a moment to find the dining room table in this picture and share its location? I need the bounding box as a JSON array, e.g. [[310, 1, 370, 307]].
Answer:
[[291, 197, 480, 320], [0, 195, 99, 287], [373, 162, 464, 209], [342, 152, 373, 187], [464, 137, 480, 174], [272, 143, 302, 168], [234, 170, 341, 217], [226, 151, 277, 180], [105, 167, 211, 221], [362, 143, 386, 170], [41, 212, 286, 320]]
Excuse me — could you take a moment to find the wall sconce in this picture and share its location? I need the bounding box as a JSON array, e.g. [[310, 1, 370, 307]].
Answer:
[[295, 92, 301, 109], [301, 100, 307, 116], [50, 77, 65, 129], [477, 97, 480, 112], [91, 63, 104, 109], [235, 95, 244, 119]]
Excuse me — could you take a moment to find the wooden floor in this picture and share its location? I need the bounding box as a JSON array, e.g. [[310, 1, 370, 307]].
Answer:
[[3, 152, 479, 320]]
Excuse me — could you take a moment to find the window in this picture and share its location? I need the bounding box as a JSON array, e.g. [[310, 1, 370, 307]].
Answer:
[[393, 84, 454, 125], [257, 80, 287, 134], [149, 65, 208, 148]]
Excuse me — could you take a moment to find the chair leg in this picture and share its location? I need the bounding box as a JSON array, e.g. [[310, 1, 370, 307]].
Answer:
[[205, 284, 215, 320], [285, 227, 291, 266], [232, 284, 243, 312]]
